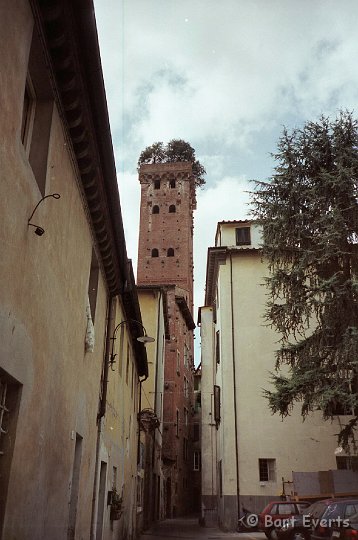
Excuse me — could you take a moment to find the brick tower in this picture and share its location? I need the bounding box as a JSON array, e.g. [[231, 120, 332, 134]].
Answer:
[[137, 162, 196, 517]]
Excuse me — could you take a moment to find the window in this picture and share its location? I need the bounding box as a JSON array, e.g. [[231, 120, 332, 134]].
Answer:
[[184, 407, 188, 426], [194, 451, 201, 471], [23, 30, 54, 196], [152, 205, 159, 214], [236, 226, 251, 246], [336, 456, 358, 471], [88, 250, 99, 323], [0, 370, 21, 529], [151, 248, 159, 257], [278, 503, 295, 515], [259, 458, 276, 482], [183, 438, 188, 461], [345, 504, 358, 518], [176, 350, 180, 374], [154, 179, 160, 189], [184, 344, 189, 368], [167, 248, 174, 257], [193, 423, 200, 442], [214, 385, 221, 426], [176, 409, 179, 437], [216, 331, 220, 364], [169, 205, 176, 213], [169, 179, 176, 188], [21, 79, 35, 148], [184, 377, 189, 398]]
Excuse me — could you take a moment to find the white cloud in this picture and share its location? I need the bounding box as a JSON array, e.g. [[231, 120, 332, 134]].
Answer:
[[94, 0, 358, 364]]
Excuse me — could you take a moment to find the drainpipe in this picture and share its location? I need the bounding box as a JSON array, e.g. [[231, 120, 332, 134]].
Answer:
[[151, 289, 162, 521], [137, 374, 148, 465], [229, 252, 240, 524], [90, 295, 115, 540]]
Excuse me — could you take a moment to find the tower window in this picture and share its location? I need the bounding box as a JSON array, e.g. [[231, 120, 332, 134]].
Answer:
[[169, 205, 176, 213], [152, 205, 159, 214], [154, 180, 160, 189], [167, 248, 174, 257], [151, 248, 159, 257], [169, 179, 176, 188]]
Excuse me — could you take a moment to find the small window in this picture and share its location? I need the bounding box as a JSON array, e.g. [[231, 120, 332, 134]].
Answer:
[[24, 30, 54, 196], [169, 179, 176, 188], [194, 451, 201, 471], [176, 409, 179, 437], [259, 458, 276, 482], [214, 385, 221, 426], [184, 407, 188, 426], [336, 456, 358, 471], [236, 226, 251, 246], [167, 248, 174, 257], [216, 331, 220, 364], [151, 248, 159, 257], [152, 205, 159, 214], [183, 437, 188, 461], [169, 205, 176, 213], [21, 79, 35, 148], [184, 377, 189, 398], [154, 179, 160, 189]]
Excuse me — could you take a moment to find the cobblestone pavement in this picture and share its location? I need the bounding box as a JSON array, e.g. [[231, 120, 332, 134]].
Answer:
[[140, 517, 267, 539]]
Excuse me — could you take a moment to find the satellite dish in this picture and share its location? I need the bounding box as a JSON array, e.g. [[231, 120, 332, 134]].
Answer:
[[334, 446, 343, 455]]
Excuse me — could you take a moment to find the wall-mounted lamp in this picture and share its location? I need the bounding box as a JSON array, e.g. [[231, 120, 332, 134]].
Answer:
[[109, 319, 155, 371], [28, 193, 61, 236]]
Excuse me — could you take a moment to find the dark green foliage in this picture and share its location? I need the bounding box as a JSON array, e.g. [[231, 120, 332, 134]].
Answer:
[[252, 111, 358, 449], [138, 139, 206, 188]]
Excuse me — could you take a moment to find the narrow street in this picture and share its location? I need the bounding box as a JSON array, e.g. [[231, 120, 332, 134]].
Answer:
[[140, 517, 266, 539]]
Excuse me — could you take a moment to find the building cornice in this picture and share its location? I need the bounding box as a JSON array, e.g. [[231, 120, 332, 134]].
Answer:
[[31, 0, 148, 376], [31, 0, 128, 296]]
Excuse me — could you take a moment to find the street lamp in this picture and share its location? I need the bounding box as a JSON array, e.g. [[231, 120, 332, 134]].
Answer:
[[109, 319, 155, 371]]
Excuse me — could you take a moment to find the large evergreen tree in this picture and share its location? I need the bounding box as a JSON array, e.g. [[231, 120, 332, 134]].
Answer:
[[252, 111, 358, 448], [137, 139, 206, 188]]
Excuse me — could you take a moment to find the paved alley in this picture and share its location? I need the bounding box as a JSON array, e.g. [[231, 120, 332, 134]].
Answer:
[[140, 517, 266, 539]]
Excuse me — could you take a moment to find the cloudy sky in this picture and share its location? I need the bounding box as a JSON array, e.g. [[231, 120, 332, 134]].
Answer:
[[93, 0, 358, 355]]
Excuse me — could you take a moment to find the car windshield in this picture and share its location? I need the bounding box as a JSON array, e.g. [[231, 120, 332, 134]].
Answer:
[[302, 502, 325, 517]]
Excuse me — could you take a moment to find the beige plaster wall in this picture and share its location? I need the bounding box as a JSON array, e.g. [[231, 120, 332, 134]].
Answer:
[[0, 3, 108, 538], [216, 250, 346, 501]]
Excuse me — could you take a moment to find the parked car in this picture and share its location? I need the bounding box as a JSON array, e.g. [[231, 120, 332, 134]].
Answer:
[[276, 499, 358, 540], [258, 500, 311, 539], [311, 499, 358, 540], [331, 511, 358, 540]]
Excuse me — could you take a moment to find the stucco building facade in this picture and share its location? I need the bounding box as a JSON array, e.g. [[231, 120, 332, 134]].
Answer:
[[200, 220, 353, 531], [0, 2, 148, 539], [137, 162, 196, 517]]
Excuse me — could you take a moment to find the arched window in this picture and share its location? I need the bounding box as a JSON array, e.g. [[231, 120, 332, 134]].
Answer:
[[151, 248, 159, 257], [169, 179, 176, 188], [167, 248, 174, 257], [154, 179, 160, 189], [169, 205, 176, 213], [152, 205, 159, 214]]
